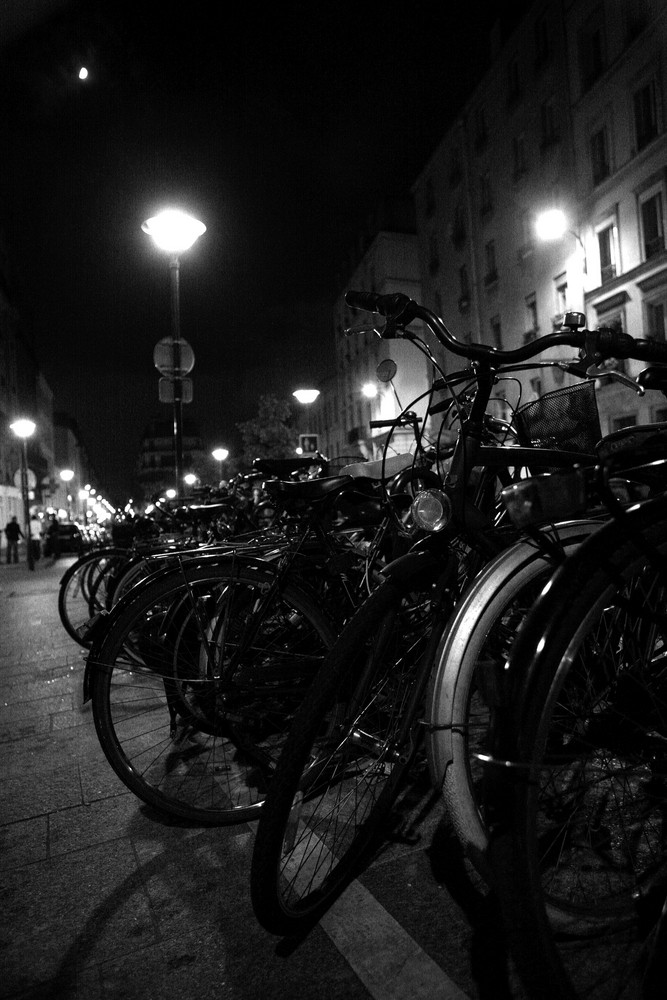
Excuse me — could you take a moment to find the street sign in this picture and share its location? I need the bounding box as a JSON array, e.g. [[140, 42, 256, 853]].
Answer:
[[159, 377, 193, 403], [299, 434, 319, 453], [13, 468, 37, 489], [153, 337, 195, 377]]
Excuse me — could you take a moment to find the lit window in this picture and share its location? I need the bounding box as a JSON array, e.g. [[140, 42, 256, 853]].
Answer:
[[596, 222, 618, 283]]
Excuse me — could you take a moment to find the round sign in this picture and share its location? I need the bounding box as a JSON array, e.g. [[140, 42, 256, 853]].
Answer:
[[13, 468, 37, 489], [153, 337, 195, 376]]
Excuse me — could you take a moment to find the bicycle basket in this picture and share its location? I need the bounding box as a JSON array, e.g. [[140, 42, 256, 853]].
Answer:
[[514, 381, 601, 455]]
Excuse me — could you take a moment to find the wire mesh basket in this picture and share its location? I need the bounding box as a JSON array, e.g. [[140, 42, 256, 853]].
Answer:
[[514, 380, 601, 455]]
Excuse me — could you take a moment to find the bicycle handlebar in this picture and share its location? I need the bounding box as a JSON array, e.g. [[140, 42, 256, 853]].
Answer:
[[344, 290, 667, 367]]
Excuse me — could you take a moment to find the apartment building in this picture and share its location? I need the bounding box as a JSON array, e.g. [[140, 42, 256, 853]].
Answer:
[[413, 0, 667, 434]]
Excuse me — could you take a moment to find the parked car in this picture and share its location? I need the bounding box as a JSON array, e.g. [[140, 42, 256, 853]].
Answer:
[[55, 522, 85, 555]]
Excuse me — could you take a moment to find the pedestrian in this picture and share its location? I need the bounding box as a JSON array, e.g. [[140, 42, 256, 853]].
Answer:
[[28, 514, 43, 563], [44, 514, 61, 564], [4, 515, 24, 564]]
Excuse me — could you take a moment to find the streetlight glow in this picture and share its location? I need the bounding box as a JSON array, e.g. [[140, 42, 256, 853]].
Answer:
[[142, 210, 206, 254], [10, 418, 36, 439], [292, 389, 320, 405], [60, 469, 75, 483], [535, 208, 568, 242], [361, 382, 377, 399], [212, 448, 229, 462]]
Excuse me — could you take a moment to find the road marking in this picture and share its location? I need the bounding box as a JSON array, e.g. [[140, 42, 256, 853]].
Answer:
[[281, 826, 470, 1000], [321, 878, 470, 1000]]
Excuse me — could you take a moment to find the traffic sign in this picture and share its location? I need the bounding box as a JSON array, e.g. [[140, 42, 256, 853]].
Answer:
[[153, 337, 195, 377], [159, 377, 193, 403]]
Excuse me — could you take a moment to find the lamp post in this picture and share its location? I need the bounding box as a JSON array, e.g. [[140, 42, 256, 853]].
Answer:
[[60, 469, 74, 520], [9, 418, 36, 571], [211, 447, 229, 483], [142, 209, 206, 495]]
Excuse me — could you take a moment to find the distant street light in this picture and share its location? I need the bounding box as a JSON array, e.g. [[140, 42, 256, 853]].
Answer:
[[212, 447, 229, 482], [142, 209, 206, 494], [183, 473, 197, 488], [60, 469, 75, 520], [10, 418, 36, 571]]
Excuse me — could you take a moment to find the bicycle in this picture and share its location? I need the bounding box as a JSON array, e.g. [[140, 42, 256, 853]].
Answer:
[[482, 416, 667, 999], [248, 291, 667, 936]]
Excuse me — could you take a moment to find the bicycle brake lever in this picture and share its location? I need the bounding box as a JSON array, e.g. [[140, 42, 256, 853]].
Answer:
[[591, 368, 645, 394], [344, 324, 382, 337]]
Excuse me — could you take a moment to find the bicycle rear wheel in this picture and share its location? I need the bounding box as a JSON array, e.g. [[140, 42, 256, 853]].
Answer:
[[88, 558, 336, 823], [251, 575, 440, 935], [58, 548, 130, 646]]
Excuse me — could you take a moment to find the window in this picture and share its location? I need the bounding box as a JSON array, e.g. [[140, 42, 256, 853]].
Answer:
[[490, 314, 502, 350], [579, 6, 606, 90], [639, 190, 665, 259], [646, 296, 667, 340], [596, 221, 618, 283], [590, 126, 610, 185], [611, 415, 637, 431], [512, 133, 527, 180], [634, 78, 659, 151], [480, 172, 493, 215], [484, 240, 498, 285], [555, 276, 568, 314], [529, 377, 543, 399], [525, 292, 538, 336]]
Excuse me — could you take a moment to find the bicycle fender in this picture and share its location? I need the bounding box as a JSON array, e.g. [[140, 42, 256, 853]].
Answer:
[[379, 545, 449, 590]]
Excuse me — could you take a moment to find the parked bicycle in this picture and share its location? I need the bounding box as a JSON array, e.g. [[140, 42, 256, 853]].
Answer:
[[250, 290, 667, 936]]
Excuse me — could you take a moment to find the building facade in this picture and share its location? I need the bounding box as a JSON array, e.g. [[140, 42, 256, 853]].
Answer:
[[412, 0, 667, 435], [136, 416, 207, 499]]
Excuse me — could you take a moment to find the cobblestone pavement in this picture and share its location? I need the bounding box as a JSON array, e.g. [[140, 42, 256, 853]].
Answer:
[[0, 555, 525, 1000]]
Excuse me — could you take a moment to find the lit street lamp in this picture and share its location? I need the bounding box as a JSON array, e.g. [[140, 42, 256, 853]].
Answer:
[[60, 469, 74, 520], [535, 208, 587, 274], [211, 447, 229, 482], [292, 388, 321, 455], [9, 418, 36, 571], [142, 209, 206, 494]]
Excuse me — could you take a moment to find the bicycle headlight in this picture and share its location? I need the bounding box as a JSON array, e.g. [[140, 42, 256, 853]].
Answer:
[[409, 489, 452, 532]]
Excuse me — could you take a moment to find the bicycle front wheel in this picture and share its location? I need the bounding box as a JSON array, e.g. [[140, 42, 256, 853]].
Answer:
[[88, 558, 336, 824], [488, 501, 667, 999], [251, 575, 439, 935]]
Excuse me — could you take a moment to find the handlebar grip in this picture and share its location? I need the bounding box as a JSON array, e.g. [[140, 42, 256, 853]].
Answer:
[[632, 338, 667, 364]]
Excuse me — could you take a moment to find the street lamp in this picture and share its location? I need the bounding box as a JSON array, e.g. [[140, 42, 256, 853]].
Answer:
[[9, 418, 36, 571], [60, 469, 74, 520], [535, 208, 587, 274], [211, 447, 229, 482], [142, 209, 206, 495]]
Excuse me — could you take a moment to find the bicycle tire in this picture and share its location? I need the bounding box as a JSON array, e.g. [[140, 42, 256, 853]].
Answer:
[[58, 548, 130, 646], [487, 498, 667, 999], [88, 558, 336, 823], [427, 520, 601, 879], [251, 575, 440, 936]]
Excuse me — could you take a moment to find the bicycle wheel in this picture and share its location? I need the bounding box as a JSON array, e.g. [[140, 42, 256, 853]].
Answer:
[[488, 500, 667, 999], [58, 548, 130, 646], [251, 574, 442, 936], [88, 558, 336, 823], [427, 520, 601, 879]]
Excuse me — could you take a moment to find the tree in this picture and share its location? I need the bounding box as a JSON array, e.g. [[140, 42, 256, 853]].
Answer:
[[236, 394, 295, 468]]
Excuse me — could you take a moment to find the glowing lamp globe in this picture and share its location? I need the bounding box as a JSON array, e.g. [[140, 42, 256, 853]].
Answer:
[[142, 211, 206, 254]]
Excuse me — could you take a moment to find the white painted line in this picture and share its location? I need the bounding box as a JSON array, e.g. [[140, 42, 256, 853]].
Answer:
[[320, 878, 471, 1000], [280, 825, 470, 1000]]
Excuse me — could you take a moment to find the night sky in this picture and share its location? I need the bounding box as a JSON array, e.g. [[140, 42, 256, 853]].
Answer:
[[2, 0, 524, 503]]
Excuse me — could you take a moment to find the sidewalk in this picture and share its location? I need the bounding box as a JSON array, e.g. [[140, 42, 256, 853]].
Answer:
[[0, 557, 520, 1000]]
